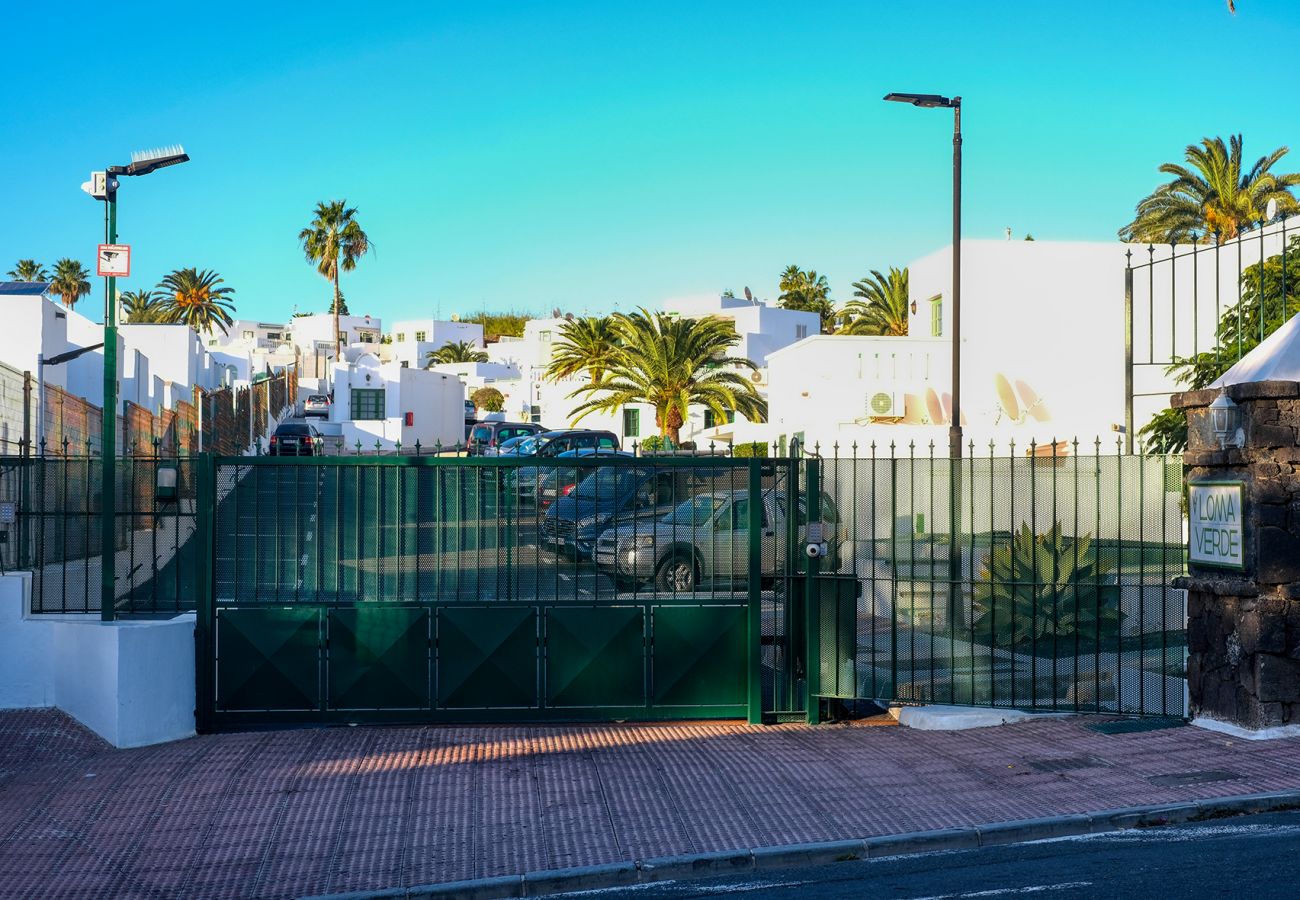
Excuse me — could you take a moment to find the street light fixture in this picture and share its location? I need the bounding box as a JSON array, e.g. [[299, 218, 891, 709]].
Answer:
[[883, 92, 962, 458], [885, 90, 963, 622], [81, 144, 189, 621]]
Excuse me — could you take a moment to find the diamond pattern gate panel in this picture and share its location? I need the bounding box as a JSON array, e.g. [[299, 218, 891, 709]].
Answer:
[[201, 455, 771, 727]]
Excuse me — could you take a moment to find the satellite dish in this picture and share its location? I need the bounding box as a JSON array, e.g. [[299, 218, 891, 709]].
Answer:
[[743, 286, 754, 303], [1267, 198, 1279, 222]]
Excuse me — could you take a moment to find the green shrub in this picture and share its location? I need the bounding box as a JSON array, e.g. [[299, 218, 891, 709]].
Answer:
[[638, 434, 668, 453], [732, 441, 768, 458], [971, 522, 1122, 656], [470, 386, 504, 412]]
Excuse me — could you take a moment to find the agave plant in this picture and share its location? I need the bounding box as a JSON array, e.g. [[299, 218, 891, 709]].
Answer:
[[970, 522, 1122, 656]]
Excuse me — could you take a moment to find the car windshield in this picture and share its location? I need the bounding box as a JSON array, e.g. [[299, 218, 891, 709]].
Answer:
[[470, 425, 493, 442], [277, 424, 312, 436], [498, 436, 529, 452], [661, 495, 723, 526], [307, 395, 328, 403], [570, 468, 640, 500]]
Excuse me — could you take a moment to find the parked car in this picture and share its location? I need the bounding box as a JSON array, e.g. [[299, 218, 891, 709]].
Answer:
[[492, 434, 539, 458], [269, 422, 325, 456], [463, 400, 477, 441], [593, 488, 841, 591], [511, 430, 622, 504], [466, 421, 544, 456], [535, 447, 635, 510], [303, 394, 331, 418], [541, 464, 728, 558]]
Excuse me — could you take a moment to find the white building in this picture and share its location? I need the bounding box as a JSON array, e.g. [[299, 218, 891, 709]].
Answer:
[[323, 350, 463, 450], [661, 294, 820, 366], [385, 319, 485, 369], [290, 313, 383, 378], [119, 324, 221, 412], [725, 237, 1243, 453]]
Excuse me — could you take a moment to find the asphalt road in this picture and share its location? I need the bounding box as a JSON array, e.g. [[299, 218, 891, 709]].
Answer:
[[566, 811, 1300, 899]]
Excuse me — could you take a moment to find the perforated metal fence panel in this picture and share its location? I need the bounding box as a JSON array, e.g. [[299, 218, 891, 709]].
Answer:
[[808, 442, 1188, 718]]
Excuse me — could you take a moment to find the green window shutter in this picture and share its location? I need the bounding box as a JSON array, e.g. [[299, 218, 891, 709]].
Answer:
[[930, 296, 943, 337], [350, 388, 386, 421], [622, 408, 640, 437]]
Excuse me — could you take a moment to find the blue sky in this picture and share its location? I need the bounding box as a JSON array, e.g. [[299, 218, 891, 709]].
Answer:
[[4, 1, 1299, 324]]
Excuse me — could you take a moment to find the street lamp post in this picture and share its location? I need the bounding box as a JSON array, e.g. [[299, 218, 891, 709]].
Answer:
[[884, 92, 963, 624], [82, 146, 189, 621]]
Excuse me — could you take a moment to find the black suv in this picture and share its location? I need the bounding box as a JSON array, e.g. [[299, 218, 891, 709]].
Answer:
[[269, 422, 325, 456], [530, 429, 620, 457], [466, 421, 544, 456]]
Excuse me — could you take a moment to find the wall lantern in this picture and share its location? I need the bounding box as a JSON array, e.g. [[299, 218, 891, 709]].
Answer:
[[156, 463, 179, 502], [1209, 390, 1244, 449]]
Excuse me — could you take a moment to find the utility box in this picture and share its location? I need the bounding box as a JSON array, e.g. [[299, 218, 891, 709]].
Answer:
[[815, 574, 860, 700]]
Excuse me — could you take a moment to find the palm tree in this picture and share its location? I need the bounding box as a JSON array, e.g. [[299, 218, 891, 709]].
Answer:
[[569, 310, 767, 444], [777, 264, 835, 332], [7, 259, 49, 281], [1120, 135, 1300, 243], [425, 340, 489, 366], [544, 315, 620, 383], [299, 200, 371, 359], [158, 268, 236, 334], [839, 267, 909, 336], [119, 288, 172, 324], [48, 258, 91, 309]]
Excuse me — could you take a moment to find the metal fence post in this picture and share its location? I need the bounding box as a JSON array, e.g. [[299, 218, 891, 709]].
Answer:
[[1124, 259, 1134, 455], [746, 458, 763, 723], [804, 455, 822, 724], [194, 452, 215, 732]]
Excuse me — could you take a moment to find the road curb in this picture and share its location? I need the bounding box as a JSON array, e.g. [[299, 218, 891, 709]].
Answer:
[[300, 789, 1300, 900]]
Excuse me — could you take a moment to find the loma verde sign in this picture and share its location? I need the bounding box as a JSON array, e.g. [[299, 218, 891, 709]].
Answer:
[[1188, 481, 1244, 571]]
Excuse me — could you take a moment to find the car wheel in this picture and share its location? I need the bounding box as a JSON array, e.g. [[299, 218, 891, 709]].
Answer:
[[656, 553, 697, 593]]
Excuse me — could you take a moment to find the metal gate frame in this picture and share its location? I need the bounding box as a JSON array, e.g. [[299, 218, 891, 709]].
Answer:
[[194, 453, 799, 730]]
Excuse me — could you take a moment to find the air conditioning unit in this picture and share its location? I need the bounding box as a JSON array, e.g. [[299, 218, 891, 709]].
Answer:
[[866, 389, 904, 418]]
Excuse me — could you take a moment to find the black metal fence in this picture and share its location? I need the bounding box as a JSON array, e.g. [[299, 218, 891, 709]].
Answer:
[[1126, 218, 1299, 447], [811, 439, 1186, 717]]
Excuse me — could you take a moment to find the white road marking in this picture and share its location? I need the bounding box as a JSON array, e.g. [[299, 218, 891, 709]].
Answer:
[[903, 882, 1092, 900]]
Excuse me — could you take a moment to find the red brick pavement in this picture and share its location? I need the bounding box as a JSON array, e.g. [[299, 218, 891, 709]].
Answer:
[[2, 708, 1300, 898]]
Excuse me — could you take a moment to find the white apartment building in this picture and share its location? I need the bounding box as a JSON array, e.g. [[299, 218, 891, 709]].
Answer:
[[661, 294, 820, 366], [724, 237, 1249, 453], [290, 313, 383, 378], [321, 349, 464, 449], [386, 319, 485, 369]]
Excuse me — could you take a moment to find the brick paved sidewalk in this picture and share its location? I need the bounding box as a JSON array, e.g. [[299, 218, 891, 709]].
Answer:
[[3, 710, 1300, 899]]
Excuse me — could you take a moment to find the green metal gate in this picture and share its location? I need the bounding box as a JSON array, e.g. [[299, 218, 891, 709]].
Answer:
[[197, 453, 803, 728], [804, 442, 1188, 719]]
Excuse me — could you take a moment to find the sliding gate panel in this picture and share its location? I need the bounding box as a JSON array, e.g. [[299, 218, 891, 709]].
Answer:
[[201, 455, 773, 727]]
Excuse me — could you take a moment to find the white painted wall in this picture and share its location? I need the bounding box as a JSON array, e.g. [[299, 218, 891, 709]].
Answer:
[[387, 319, 485, 368], [0, 574, 195, 748], [0, 295, 71, 389]]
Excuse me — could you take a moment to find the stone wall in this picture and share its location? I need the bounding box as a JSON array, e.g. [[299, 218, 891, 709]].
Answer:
[[1174, 380, 1300, 729]]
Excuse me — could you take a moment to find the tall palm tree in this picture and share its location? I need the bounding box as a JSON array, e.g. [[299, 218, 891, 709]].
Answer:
[[158, 268, 236, 334], [7, 259, 49, 281], [777, 264, 835, 332], [569, 310, 767, 444], [839, 267, 909, 336], [1120, 135, 1300, 243], [425, 340, 489, 366], [545, 315, 620, 383], [119, 288, 172, 324], [299, 200, 371, 359], [48, 258, 91, 309]]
